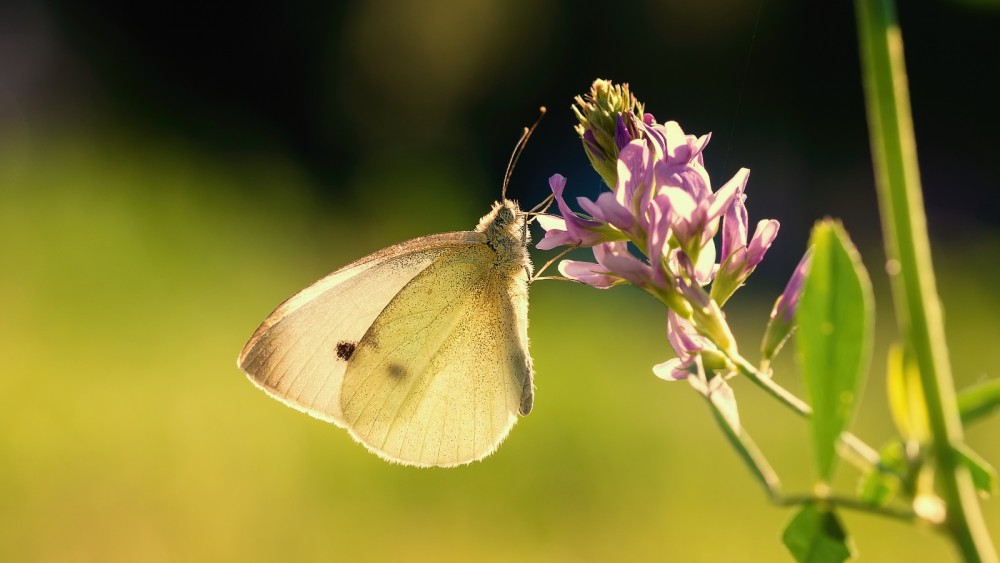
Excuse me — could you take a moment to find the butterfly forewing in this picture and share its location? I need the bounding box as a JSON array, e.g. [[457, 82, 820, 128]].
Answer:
[[238, 232, 483, 425]]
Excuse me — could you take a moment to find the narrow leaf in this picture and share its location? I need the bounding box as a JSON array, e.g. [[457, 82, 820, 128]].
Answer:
[[956, 444, 996, 497], [782, 503, 855, 563], [957, 378, 1000, 426], [796, 221, 875, 480]]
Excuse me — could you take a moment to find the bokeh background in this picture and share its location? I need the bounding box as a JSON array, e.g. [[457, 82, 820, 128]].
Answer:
[[2, 0, 999, 561]]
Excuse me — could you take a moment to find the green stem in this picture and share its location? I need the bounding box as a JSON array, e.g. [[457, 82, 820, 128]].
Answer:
[[732, 356, 881, 468], [735, 357, 812, 414], [775, 494, 916, 523], [701, 379, 915, 522], [855, 0, 996, 560], [702, 384, 783, 502]]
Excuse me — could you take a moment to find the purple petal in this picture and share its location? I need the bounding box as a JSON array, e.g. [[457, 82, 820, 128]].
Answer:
[[534, 214, 565, 231], [721, 246, 749, 276], [546, 174, 605, 248], [646, 197, 671, 269], [666, 310, 699, 358], [582, 129, 604, 160], [579, 192, 633, 232], [615, 141, 653, 209], [559, 259, 619, 289], [693, 240, 717, 286], [690, 133, 712, 166], [746, 219, 780, 268], [774, 249, 812, 322], [534, 214, 573, 250], [653, 358, 690, 381], [661, 121, 690, 163], [595, 242, 651, 286], [651, 188, 696, 245], [614, 114, 632, 150], [720, 193, 749, 263], [706, 168, 749, 224], [536, 229, 574, 251]]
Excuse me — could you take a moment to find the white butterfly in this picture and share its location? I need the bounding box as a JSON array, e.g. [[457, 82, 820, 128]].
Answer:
[[238, 199, 534, 467]]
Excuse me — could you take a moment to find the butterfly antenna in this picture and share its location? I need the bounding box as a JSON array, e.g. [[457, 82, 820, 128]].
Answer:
[[502, 106, 547, 200]]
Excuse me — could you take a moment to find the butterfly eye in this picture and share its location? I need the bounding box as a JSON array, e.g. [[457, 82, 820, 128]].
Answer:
[[497, 207, 515, 225]]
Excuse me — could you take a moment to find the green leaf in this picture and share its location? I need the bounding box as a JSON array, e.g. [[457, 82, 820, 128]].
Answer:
[[782, 504, 855, 563], [796, 221, 875, 480], [956, 444, 996, 497], [957, 378, 1000, 426]]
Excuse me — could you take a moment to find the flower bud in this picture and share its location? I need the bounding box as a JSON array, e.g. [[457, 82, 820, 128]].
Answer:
[[761, 249, 812, 361], [573, 79, 645, 188]]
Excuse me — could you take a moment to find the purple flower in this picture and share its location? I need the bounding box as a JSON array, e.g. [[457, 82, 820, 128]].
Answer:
[[536, 175, 608, 250], [567, 140, 654, 241], [711, 170, 780, 304], [559, 241, 652, 289], [538, 117, 775, 310], [652, 310, 717, 380], [760, 249, 812, 361], [642, 120, 710, 169], [773, 249, 811, 323], [603, 140, 656, 237], [614, 114, 633, 151], [719, 170, 779, 272], [720, 183, 750, 264], [539, 80, 784, 377], [657, 165, 743, 260]]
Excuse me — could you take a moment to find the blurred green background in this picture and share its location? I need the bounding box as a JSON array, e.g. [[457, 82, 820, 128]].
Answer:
[[2, 0, 999, 561]]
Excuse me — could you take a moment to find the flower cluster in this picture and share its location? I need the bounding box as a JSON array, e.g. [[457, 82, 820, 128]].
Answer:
[[538, 79, 784, 379]]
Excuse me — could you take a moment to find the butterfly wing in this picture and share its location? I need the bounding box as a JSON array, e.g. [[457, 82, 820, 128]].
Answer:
[[238, 232, 486, 427], [339, 241, 532, 467]]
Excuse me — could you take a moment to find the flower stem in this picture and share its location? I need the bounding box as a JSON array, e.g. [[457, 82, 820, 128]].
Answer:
[[775, 493, 916, 523], [855, 0, 996, 560], [702, 376, 914, 522], [734, 356, 811, 414], [702, 384, 783, 502], [732, 355, 880, 468]]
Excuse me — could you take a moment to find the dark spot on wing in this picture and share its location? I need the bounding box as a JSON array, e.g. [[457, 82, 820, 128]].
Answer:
[[335, 341, 357, 361], [387, 364, 406, 379]]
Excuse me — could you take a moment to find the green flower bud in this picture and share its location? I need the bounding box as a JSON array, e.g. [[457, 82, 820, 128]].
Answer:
[[572, 79, 646, 188]]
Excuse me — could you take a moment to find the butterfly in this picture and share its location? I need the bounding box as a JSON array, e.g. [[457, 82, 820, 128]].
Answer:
[[237, 199, 535, 468], [237, 111, 551, 467]]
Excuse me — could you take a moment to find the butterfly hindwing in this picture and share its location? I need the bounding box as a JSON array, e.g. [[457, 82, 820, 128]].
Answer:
[[340, 241, 532, 467]]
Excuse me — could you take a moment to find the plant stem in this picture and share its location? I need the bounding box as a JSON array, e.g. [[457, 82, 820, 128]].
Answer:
[[855, 0, 996, 560], [732, 356, 881, 468], [701, 377, 915, 522], [734, 357, 811, 414], [775, 494, 916, 523]]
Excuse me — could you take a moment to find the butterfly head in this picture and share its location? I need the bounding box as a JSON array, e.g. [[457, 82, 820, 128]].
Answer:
[[477, 199, 531, 265]]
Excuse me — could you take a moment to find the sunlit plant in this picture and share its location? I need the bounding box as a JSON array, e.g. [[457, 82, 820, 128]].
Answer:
[[533, 1, 1000, 558]]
